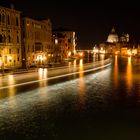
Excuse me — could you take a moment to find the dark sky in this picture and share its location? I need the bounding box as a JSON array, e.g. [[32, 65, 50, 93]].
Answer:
[[0, 0, 140, 48]]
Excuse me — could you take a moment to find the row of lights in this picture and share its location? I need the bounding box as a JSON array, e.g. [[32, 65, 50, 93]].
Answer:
[[93, 47, 105, 54], [93, 47, 138, 56]]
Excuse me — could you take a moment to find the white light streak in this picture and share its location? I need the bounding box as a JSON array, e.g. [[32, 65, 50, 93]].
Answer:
[[0, 63, 111, 90]]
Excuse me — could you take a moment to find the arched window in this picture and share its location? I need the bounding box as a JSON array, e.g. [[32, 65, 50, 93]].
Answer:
[[2, 14, 5, 23], [0, 14, 1, 23], [16, 17, 19, 26], [3, 35, 6, 43], [0, 35, 2, 43], [8, 35, 11, 43], [17, 35, 19, 43], [7, 15, 10, 25]]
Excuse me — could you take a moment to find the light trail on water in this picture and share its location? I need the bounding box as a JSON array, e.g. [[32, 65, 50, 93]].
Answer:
[[0, 63, 111, 90]]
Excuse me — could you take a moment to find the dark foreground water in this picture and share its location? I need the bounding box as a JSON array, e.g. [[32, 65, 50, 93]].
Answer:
[[0, 56, 140, 140]]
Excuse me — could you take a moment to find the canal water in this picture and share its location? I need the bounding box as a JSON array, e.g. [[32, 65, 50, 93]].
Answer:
[[0, 56, 140, 140]]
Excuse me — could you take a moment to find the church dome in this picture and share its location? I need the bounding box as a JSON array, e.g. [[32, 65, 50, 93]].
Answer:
[[107, 28, 119, 43]]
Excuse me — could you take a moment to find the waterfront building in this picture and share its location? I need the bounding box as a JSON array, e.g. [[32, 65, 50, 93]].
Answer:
[[107, 28, 129, 44], [52, 28, 76, 62], [0, 6, 21, 69], [22, 17, 52, 68], [138, 45, 140, 55], [120, 33, 129, 43], [98, 27, 139, 56], [107, 27, 119, 43]]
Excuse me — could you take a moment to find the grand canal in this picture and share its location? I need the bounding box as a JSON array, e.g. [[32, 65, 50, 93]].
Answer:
[[0, 55, 140, 140]]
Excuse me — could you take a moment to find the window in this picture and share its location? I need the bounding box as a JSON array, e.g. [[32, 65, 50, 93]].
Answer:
[[22, 20, 24, 26], [5, 56, 7, 64], [35, 43, 43, 51], [32, 45, 34, 52], [9, 49, 11, 54], [17, 36, 19, 43], [0, 35, 6, 43], [35, 32, 40, 40], [7, 15, 10, 25], [17, 57, 19, 61], [34, 23, 41, 29], [26, 21, 29, 26], [16, 17, 19, 26], [17, 49, 19, 54], [23, 47, 25, 53], [2, 14, 5, 23], [3, 35, 6, 43], [68, 39, 71, 43], [22, 31, 25, 39], [0, 14, 1, 23], [8, 35, 11, 43], [0, 35, 2, 43]]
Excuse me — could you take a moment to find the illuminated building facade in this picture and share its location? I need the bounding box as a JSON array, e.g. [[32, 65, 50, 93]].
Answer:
[[0, 6, 21, 69], [120, 33, 129, 43], [22, 17, 52, 68], [107, 28, 119, 43], [102, 27, 137, 56], [52, 28, 76, 62]]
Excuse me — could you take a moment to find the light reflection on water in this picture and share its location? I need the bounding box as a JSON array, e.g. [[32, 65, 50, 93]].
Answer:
[[38, 68, 48, 87], [7, 75, 16, 97], [100, 54, 105, 60], [0, 67, 111, 112], [0, 56, 140, 139], [114, 55, 118, 88], [78, 59, 86, 109], [126, 57, 132, 93]]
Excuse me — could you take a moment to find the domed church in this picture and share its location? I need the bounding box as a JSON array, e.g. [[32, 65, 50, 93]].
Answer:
[[107, 27, 119, 43]]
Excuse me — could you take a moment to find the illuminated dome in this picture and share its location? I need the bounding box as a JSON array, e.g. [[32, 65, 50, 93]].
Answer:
[[107, 28, 119, 43]]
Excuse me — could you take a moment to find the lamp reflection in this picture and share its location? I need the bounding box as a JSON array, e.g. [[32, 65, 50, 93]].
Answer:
[[37, 68, 48, 100], [38, 68, 48, 87], [78, 59, 85, 109], [7, 75, 17, 107], [114, 55, 118, 88], [126, 56, 133, 93], [72, 59, 77, 79], [100, 54, 105, 60], [8, 75, 16, 97]]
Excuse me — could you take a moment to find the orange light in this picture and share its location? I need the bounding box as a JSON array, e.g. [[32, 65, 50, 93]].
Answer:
[[127, 50, 132, 56], [68, 52, 71, 56], [79, 52, 83, 57]]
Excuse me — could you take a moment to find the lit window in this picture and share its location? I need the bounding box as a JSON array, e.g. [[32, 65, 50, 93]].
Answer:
[[55, 39, 58, 44]]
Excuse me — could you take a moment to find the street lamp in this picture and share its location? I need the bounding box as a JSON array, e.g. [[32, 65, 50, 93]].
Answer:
[[79, 52, 83, 57], [55, 39, 58, 45], [127, 49, 132, 56], [68, 51, 71, 58]]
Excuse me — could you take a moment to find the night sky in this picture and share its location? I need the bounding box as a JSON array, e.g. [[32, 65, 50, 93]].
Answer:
[[0, 0, 140, 49]]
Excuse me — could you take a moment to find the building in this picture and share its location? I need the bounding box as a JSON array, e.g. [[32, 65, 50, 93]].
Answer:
[[101, 27, 135, 56], [107, 28, 119, 43], [52, 28, 76, 62], [137, 45, 140, 56], [0, 6, 22, 69], [22, 17, 52, 68], [120, 33, 129, 43]]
